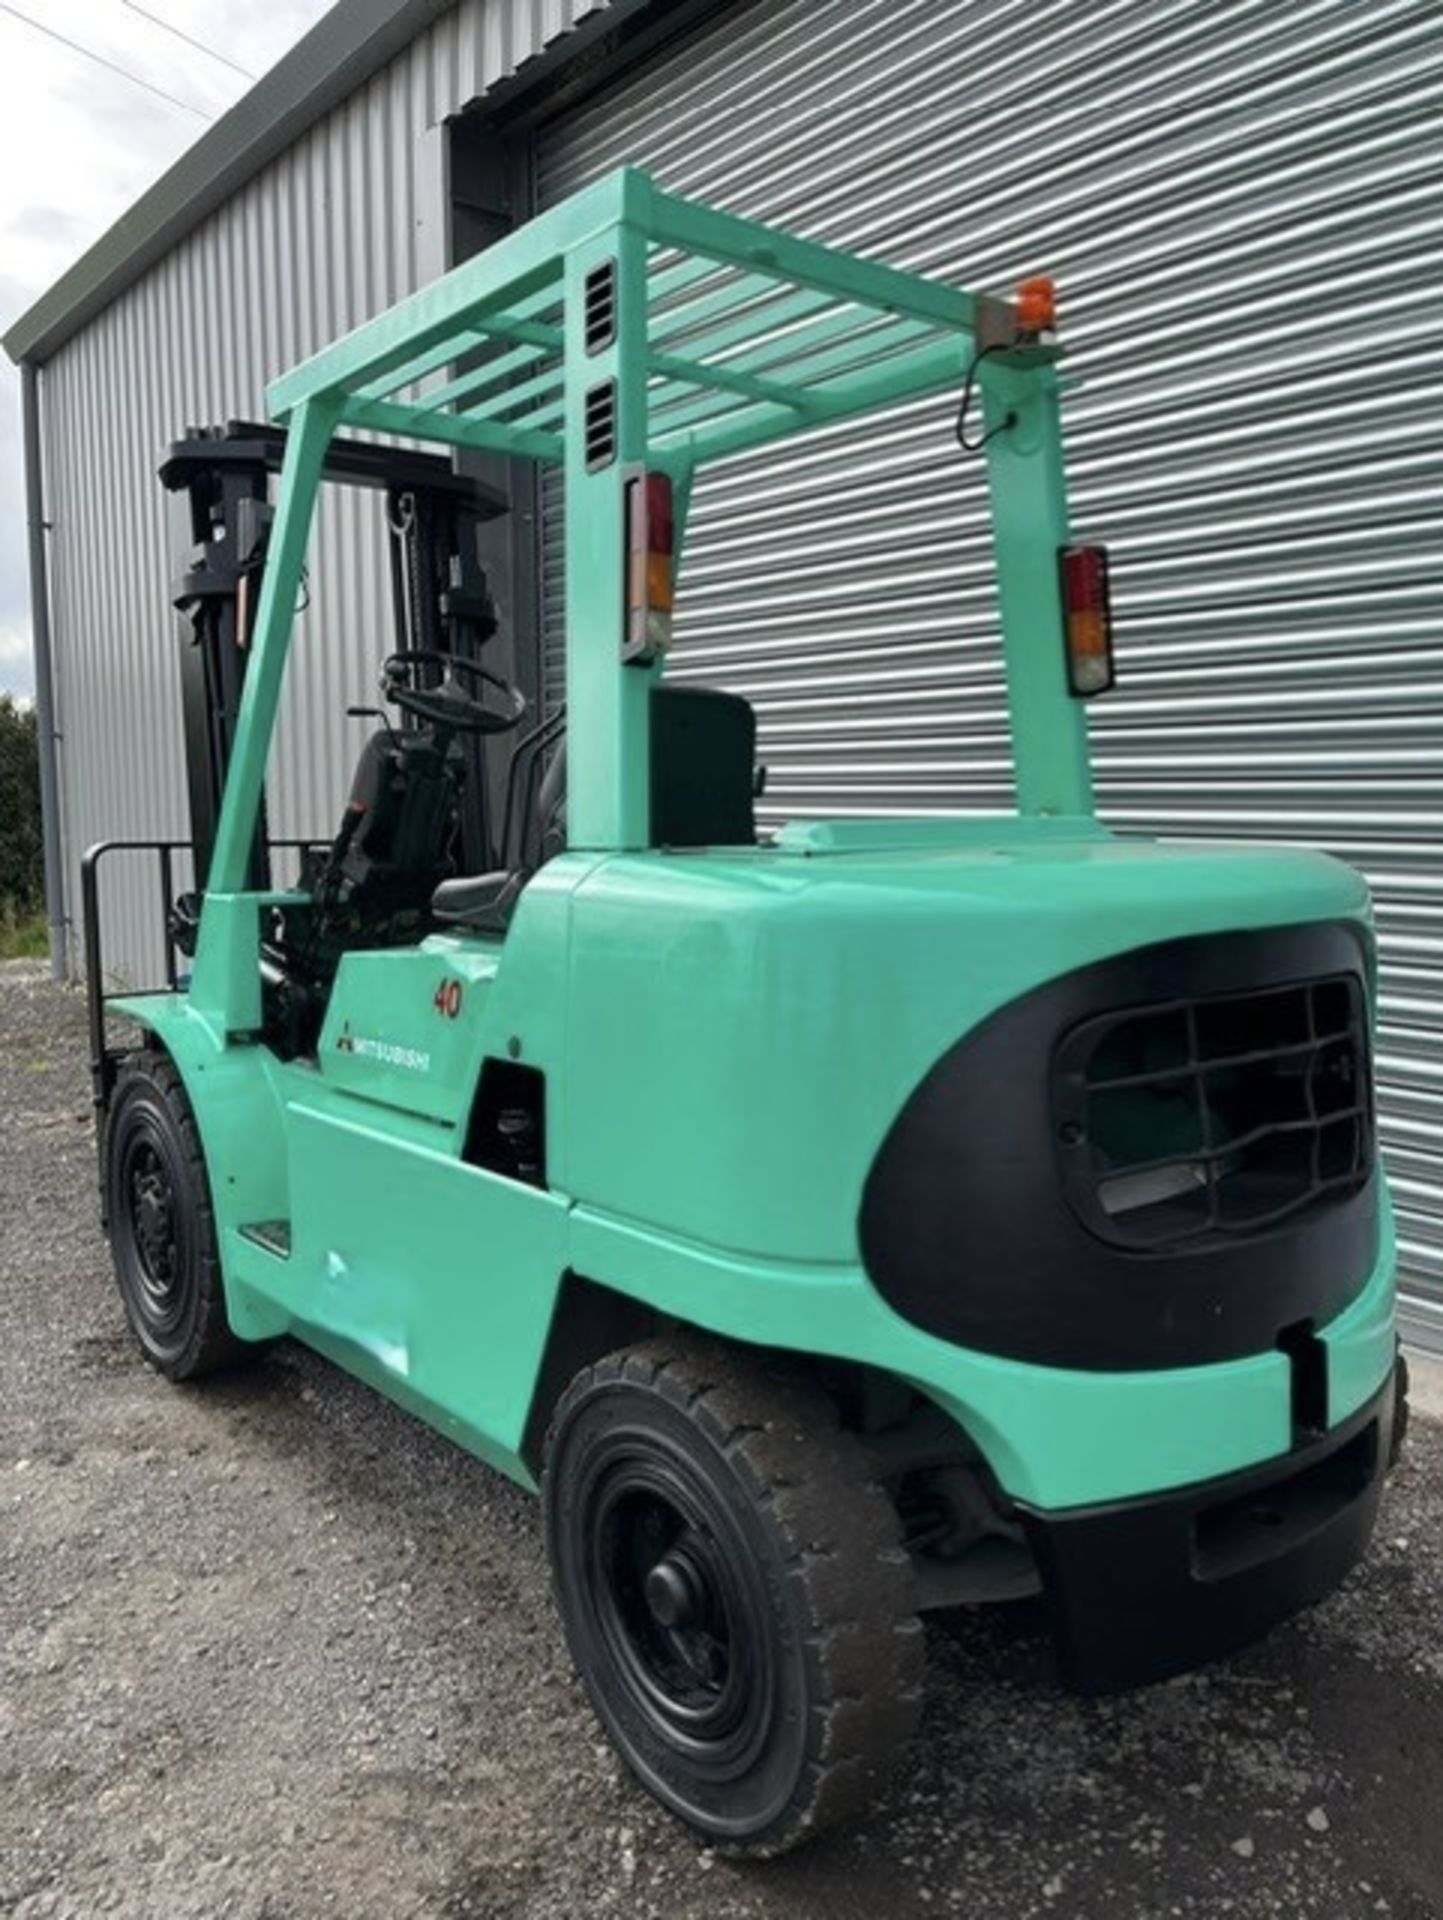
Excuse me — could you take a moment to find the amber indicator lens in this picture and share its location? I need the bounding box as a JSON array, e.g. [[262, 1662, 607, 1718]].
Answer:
[[1059, 543, 1115, 697], [1016, 274, 1057, 336]]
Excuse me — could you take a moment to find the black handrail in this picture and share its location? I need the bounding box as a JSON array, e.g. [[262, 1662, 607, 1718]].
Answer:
[[500, 704, 565, 873], [81, 836, 327, 1121]]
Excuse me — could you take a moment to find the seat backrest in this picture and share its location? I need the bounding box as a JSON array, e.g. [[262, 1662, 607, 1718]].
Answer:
[[650, 684, 757, 848], [334, 726, 459, 914]]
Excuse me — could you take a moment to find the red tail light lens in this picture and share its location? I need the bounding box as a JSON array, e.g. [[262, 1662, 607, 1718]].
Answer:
[[1059, 543, 1115, 697], [624, 470, 674, 666]]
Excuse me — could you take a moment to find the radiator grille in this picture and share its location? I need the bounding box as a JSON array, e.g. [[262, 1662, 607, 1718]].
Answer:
[[1056, 974, 1372, 1252]]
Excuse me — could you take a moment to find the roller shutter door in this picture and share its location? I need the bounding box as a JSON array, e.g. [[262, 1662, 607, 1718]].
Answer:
[[535, 0, 1443, 1346]]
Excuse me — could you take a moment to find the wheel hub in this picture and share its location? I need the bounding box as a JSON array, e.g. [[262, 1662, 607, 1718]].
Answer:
[[645, 1549, 702, 1630], [128, 1148, 177, 1291], [588, 1474, 763, 1750]]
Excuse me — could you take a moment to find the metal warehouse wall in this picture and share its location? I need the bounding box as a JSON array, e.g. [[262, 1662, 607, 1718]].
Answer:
[[39, 0, 608, 993], [535, 0, 1443, 1342]]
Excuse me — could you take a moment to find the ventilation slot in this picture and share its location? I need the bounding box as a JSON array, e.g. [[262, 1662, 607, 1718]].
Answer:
[[585, 381, 617, 470], [584, 259, 616, 353]]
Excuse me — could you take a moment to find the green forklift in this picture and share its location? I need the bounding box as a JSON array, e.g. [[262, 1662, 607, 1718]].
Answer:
[[86, 169, 1405, 1853]]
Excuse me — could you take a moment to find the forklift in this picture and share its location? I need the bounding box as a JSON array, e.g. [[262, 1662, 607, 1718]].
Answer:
[[86, 169, 1405, 1853]]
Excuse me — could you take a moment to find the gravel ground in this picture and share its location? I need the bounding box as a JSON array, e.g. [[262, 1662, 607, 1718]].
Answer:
[[2, 955, 1441, 1920]]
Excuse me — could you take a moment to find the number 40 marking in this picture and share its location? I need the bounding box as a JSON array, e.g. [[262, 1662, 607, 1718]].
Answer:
[[434, 978, 464, 1020]]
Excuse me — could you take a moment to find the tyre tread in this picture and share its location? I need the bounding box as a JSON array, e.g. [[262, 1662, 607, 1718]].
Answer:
[[106, 1049, 246, 1380], [544, 1332, 924, 1855]]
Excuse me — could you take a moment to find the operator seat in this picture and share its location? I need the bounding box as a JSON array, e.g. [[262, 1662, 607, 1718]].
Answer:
[[432, 684, 758, 930], [325, 722, 462, 921]]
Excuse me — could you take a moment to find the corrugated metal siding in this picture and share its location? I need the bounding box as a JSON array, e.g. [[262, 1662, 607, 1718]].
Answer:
[[535, 0, 1443, 1342], [39, 0, 609, 993]]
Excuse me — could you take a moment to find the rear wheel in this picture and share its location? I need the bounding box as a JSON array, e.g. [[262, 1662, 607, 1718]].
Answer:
[[104, 1051, 246, 1380], [542, 1335, 924, 1854]]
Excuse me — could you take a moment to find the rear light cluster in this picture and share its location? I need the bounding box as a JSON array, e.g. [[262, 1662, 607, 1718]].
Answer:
[[623, 469, 675, 667], [1058, 543, 1115, 698]]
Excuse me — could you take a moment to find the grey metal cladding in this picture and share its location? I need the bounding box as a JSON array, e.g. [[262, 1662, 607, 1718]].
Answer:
[[37, 0, 609, 996], [535, 0, 1443, 1342]]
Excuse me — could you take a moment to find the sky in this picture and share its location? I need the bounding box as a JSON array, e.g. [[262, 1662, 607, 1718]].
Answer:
[[0, 0, 337, 698]]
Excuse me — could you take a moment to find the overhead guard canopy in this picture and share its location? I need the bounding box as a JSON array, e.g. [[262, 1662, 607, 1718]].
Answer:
[[266, 167, 999, 470]]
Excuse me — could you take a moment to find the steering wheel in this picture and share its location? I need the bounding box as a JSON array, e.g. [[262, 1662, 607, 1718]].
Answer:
[[380, 649, 527, 736]]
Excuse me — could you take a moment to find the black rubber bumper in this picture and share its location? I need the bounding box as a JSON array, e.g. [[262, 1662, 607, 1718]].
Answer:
[[1020, 1365, 1398, 1695]]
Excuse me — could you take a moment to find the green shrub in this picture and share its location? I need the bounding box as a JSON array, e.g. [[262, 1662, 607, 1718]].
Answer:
[[0, 694, 43, 923], [0, 911, 47, 960]]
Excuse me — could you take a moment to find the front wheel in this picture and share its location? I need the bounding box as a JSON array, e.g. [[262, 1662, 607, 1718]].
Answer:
[[104, 1051, 246, 1380], [542, 1335, 924, 1854]]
